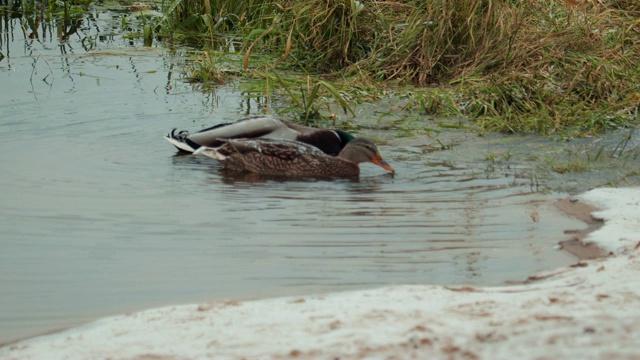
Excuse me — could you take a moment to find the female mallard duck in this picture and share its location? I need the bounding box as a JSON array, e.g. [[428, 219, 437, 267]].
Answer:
[[193, 138, 395, 177], [165, 115, 355, 156]]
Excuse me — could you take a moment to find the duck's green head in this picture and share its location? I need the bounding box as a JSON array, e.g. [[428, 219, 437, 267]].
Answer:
[[335, 130, 356, 145]]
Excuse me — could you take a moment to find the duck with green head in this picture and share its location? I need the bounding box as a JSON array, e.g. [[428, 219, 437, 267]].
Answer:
[[193, 138, 395, 178], [165, 115, 355, 156]]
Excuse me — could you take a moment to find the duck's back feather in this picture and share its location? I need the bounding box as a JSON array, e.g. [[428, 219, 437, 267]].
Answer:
[[165, 116, 352, 156], [203, 139, 360, 177], [187, 116, 299, 148]]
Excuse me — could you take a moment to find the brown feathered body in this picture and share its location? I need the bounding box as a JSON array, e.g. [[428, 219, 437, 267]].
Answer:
[[195, 138, 395, 178]]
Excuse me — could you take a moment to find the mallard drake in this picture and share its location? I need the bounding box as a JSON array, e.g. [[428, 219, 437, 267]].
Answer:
[[193, 138, 395, 177], [165, 115, 355, 156]]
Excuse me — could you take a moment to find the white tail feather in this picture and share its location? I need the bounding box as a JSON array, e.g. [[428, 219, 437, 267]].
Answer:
[[193, 146, 227, 160], [164, 136, 196, 153]]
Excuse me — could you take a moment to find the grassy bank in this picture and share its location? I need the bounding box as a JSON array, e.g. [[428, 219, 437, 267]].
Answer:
[[165, 0, 640, 135]]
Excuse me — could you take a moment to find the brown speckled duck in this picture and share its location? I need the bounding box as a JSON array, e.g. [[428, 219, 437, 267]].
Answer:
[[165, 115, 355, 156], [193, 138, 395, 177]]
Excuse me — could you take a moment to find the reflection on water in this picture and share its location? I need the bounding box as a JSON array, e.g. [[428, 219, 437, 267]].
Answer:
[[0, 7, 583, 345]]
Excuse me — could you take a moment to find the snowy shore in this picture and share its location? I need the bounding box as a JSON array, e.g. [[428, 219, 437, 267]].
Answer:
[[2, 188, 639, 360]]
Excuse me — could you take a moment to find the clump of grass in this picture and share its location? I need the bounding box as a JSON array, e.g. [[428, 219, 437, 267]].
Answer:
[[356, 1, 525, 85], [252, 72, 355, 123], [455, 1, 640, 133], [162, 0, 275, 46], [184, 49, 356, 121], [485, 149, 512, 164], [165, 0, 640, 134], [404, 89, 462, 117], [184, 51, 226, 85], [239, 0, 374, 72]]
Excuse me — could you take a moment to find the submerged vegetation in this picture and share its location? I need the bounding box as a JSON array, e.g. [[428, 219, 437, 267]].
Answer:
[[0, 0, 91, 46], [165, 0, 640, 135], [0, 0, 164, 49]]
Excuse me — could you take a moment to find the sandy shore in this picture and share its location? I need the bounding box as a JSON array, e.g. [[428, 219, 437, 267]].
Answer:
[[1, 188, 639, 360]]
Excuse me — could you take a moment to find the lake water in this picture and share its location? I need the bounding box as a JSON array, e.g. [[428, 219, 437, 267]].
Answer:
[[0, 7, 583, 344]]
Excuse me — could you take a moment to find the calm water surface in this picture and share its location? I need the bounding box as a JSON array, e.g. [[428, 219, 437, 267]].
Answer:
[[0, 9, 582, 344]]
